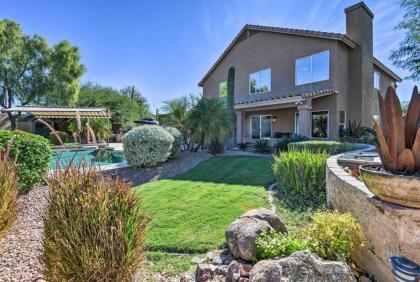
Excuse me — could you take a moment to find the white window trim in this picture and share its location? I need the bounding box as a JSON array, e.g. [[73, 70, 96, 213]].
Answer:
[[374, 71, 380, 90], [294, 112, 299, 135], [250, 115, 272, 139], [310, 110, 329, 139], [249, 68, 271, 95], [338, 109, 346, 128], [295, 50, 330, 86]]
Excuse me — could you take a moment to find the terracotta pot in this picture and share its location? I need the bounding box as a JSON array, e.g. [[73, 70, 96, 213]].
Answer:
[[360, 165, 420, 209]]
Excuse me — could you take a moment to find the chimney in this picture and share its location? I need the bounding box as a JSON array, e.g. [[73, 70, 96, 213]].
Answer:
[[345, 2, 375, 127]]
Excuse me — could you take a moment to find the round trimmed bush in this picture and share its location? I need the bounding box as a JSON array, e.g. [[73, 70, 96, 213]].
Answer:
[[162, 126, 183, 158], [0, 130, 51, 191], [122, 125, 174, 167]]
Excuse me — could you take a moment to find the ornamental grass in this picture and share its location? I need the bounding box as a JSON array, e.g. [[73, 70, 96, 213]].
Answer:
[[42, 166, 147, 281], [0, 141, 18, 238]]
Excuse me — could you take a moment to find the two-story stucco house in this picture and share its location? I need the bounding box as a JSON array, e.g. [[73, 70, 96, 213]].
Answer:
[[199, 2, 402, 143]]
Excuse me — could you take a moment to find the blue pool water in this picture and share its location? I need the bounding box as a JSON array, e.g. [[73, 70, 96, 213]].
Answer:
[[50, 148, 125, 169]]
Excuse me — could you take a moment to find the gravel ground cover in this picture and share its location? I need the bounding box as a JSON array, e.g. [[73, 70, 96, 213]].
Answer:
[[0, 151, 213, 281], [105, 151, 214, 186], [0, 185, 48, 281]]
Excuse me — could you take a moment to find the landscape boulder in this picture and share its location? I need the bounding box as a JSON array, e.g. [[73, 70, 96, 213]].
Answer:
[[249, 251, 356, 282], [225, 208, 287, 261], [225, 217, 272, 261], [240, 208, 287, 234]]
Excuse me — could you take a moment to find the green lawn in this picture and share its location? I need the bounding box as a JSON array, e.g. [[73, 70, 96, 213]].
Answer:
[[135, 156, 274, 253]]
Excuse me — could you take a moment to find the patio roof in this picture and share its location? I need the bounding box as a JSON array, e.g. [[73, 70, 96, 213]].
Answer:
[[1, 106, 110, 119], [234, 87, 338, 110]]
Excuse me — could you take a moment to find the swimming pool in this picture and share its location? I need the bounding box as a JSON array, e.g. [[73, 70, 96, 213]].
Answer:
[[50, 148, 125, 169]]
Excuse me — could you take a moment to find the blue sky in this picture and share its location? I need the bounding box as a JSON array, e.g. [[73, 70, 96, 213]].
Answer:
[[1, 0, 416, 111]]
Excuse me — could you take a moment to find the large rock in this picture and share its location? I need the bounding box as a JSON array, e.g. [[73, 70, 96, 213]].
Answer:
[[240, 208, 287, 234], [249, 251, 356, 282], [225, 217, 273, 261]]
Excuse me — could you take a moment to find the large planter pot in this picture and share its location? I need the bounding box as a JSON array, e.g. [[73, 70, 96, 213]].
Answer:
[[360, 165, 420, 209]]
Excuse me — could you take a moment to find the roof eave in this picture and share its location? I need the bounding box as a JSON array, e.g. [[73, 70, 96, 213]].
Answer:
[[373, 57, 402, 82]]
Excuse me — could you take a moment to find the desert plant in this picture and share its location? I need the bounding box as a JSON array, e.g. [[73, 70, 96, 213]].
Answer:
[[375, 86, 420, 173], [288, 140, 359, 155], [42, 167, 146, 281], [254, 139, 271, 153], [162, 126, 183, 158], [49, 131, 68, 145], [122, 125, 173, 167], [273, 149, 328, 208], [237, 142, 250, 151], [0, 130, 51, 190], [256, 230, 313, 259], [348, 120, 362, 137], [302, 211, 363, 262], [227, 66, 235, 149], [0, 140, 18, 237]]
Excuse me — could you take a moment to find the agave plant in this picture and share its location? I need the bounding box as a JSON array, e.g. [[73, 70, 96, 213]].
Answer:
[[375, 86, 420, 173]]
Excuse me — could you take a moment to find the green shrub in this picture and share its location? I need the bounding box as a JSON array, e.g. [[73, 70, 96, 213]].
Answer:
[[303, 211, 363, 262], [0, 145, 18, 237], [162, 126, 183, 158], [49, 131, 68, 145], [122, 125, 173, 167], [273, 135, 308, 153], [254, 139, 271, 153], [273, 150, 328, 209], [288, 140, 358, 155], [237, 142, 250, 151], [256, 230, 313, 259], [42, 167, 147, 281], [0, 130, 51, 190]]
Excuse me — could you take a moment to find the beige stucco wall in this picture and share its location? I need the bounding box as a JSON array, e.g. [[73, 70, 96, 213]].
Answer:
[[202, 31, 340, 104], [326, 155, 420, 282]]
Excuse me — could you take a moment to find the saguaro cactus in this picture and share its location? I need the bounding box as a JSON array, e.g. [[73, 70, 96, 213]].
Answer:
[[227, 66, 235, 149]]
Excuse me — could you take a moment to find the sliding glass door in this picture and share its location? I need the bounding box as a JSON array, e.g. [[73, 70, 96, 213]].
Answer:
[[251, 115, 271, 139]]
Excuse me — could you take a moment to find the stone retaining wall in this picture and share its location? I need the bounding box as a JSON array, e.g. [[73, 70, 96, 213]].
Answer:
[[326, 154, 420, 282]]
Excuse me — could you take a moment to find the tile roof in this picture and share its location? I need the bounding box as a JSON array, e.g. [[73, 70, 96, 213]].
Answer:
[[235, 87, 338, 105]]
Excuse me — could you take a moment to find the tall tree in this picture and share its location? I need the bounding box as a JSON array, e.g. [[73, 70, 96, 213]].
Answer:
[[0, 19, 84, 128], [120, 85, 150, 119], [77, 83, 143, 125], [390, 0, 420, 81], [227, 67, 235, 149]]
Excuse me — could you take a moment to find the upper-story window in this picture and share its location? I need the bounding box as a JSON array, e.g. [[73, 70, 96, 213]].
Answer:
[[295, 50, 329, 85], [219, 81, 227, 97], [249, 68, 271, 95], [374, 71, 380, 90]]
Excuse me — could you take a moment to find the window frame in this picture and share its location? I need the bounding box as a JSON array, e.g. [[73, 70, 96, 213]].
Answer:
[[295, 50, 330, 86], [249, 68, 271, 95], [250, 114, 272, 139], [338, 109, 346, 137], [295, 112, 300, 135], [374, 71, 380, 90], [219, 80, 227, 98], [310, 110, 329, 139]]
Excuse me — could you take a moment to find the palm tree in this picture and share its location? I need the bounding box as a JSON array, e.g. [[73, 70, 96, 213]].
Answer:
[[187, 96, 228, 152]]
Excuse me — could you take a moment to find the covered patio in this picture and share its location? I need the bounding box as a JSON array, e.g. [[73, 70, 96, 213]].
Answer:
[[234, 88, 338, 144]]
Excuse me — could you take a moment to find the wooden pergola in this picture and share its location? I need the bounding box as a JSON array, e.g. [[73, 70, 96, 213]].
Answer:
[[2, 106, 110, 119]]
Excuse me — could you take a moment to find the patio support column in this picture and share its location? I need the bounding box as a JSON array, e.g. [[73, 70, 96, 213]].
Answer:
[[235, 111, 243, 145], [297, 100, 312, 138]]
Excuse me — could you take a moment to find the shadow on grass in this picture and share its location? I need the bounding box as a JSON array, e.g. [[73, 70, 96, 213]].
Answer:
[[174, 156, 275, 187]]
